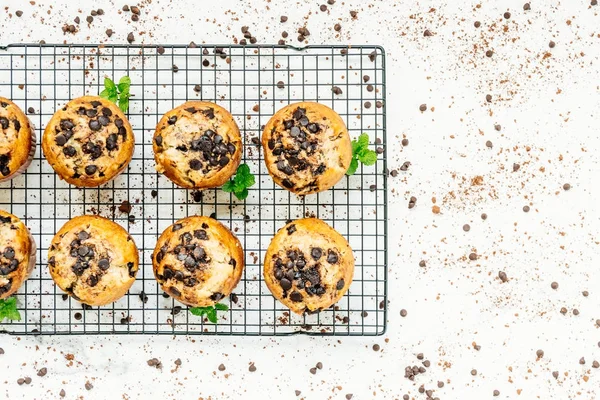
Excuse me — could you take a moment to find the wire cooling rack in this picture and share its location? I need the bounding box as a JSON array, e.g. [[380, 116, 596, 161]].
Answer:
[[0, 43, 387, 336]]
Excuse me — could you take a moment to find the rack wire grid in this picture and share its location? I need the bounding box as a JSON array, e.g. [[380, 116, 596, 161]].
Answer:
[[0, 43, 387, 336]]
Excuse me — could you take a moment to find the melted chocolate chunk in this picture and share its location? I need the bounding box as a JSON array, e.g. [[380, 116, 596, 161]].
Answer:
[[0, 155, 11, 176], [172, 223, 183, 232], [98, 116, 110, 126], [290, 291, 303, 302], [169, 286, 181, 297], [85, 165, 97, 175], [280, 278, 292, 290], [229, 258, 237, 268], [3, 247, 15, 259], [89, 120, 101, 131], [106, 134, 118, 150], [0, 215, 12, 224], [91, 101, 102, 108], [286, 224, 296, 235], [327, 250, 339, 264], [55, 134, 67, 146], [63, 146, 77, 157], [98, 258, 110, 270], [203, 108, 215, 119], [154, 136, 163, 146], [336, 279, 345, 290], [311, 247, 322, 260], [210, 292, 224, 301], [0, 117, 9, 130], [60, 119, 74, 130], [168, 116, 177, 125], [193, 229, 208, 240], [189, 159, 201, 170], [115, 118, 124, 128], [88, 274, 99, 287], [282, 179, 294, 189]]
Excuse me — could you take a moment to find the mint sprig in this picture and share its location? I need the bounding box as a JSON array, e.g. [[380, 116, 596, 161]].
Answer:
[[346, 133, 378, 175], [100, 76, 131, 113], [189, 303, 229, 323], [222, 163, 255, 200], [0, 297, 21, 323]]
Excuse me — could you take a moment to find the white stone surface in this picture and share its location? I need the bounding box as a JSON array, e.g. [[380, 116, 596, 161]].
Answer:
[[1, 0, 599, 399]]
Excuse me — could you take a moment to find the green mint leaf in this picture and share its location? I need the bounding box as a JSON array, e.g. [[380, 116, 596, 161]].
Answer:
[[358, 150, 378, 166], [189, 306, 208, 317], [346, 157, 359, 176], [99, 89, 110, 100], [222, 163, 255, 200], [207, 309, 218, 323], [117, 76, 131, 93], [118, 93, 130, 113], [189, 305, 226, 324], [0, 297, 21, 322], [222, 180, 235, 193], [104, 77, 117, 93], [352, 133, 369, 153], [233, 187, 249, 200]]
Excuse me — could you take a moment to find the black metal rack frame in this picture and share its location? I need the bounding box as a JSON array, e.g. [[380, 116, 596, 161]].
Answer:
[[0, 43, 387, 336]]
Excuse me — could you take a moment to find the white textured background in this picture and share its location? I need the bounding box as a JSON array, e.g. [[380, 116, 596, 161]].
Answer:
[[1, 0, 599, 399]]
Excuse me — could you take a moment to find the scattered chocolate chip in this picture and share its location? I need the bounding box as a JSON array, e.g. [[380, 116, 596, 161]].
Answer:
[[280, 15, 288, 23], [523, 205, 530, 212], [499, 271, 508, 282], [549, 41, 556, 48], [172, 65, 179, 73], [573, 309, 580, 316], [86, 16, 93, 24], [400, 309, 407, 317], [85, 382, 93, 390], [471, 369, 477, 376], [486, 50, 494, 58], [332, 86, 343, 95], [37, 367, 47, 377], [463, 224, 471, 232], [486, 140, 493, 148], [334, 23, 341, 31], [552, 371, 559, 379], [486, 94, 492, 102], [424, 29, 433, 37], [504, 11, 511, 19], [493, 390, 500, 396], [419, 104, 427, 112], [523, 3, 531, 10], [536, 349, 544, 358], [249, 363, 257, 372], [372, 344, 380, 351], [563, 183, 571, 191], [127, 32, 135, 43], [579, 357, 586, 365], [469, 252, 478, 261], [474, 21, 481, 28]]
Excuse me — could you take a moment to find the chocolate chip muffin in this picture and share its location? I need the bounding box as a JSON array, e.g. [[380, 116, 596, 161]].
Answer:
[[263, 218, 354, 315], [48, 215, 139, 306], [153, 101, 242, 189], [42, 96, 134, 187], [262, 102, 352, 195], [0, 210, 36, 300], [0, 97, 36, 182], [152, 216, 244, 307]]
